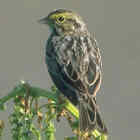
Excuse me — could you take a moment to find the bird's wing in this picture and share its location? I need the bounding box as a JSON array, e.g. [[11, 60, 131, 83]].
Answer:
[[50, 34, 102, 95], [86, 35, 102, 96]]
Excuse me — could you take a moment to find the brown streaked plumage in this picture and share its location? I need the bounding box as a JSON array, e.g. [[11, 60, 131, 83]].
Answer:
[[39, 9, 107, 135]]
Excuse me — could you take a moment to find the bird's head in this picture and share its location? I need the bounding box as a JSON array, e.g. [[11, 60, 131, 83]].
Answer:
[[39, 9, 87, 35]]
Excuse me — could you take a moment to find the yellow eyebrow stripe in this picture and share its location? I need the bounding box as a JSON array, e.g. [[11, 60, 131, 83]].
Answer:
[[50, 13, 73, 19]]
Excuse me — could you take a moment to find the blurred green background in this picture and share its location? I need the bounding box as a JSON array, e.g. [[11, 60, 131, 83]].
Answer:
[[0, 0, 140, 139]]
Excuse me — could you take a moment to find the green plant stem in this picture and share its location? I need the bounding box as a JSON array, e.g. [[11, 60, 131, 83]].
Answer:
[[44, 121, 55, 140], [0, 81, 107, 140], [0, 83, 58, 108], [31, 125, 41, 140], [0, 120, 4, 140]]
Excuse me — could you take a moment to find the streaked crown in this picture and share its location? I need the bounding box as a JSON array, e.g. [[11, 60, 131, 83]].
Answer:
[[39, 9, 87, 35]]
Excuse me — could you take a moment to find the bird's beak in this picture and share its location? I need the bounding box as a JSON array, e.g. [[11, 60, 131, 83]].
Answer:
[[38, 16, 49, 24]]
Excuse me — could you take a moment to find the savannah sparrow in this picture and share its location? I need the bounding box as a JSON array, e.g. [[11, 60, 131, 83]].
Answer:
[[39, 9, 107, 134]]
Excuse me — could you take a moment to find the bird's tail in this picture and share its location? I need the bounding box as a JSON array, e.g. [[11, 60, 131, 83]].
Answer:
[[79, 95, 108, 134]]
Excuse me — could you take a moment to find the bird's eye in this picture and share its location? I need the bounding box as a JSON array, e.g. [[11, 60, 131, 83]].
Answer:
[[57, 16, 65, 22]]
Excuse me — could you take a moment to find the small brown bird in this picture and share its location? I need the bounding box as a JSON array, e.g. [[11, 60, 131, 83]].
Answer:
[[39, 9, 107, 134]]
